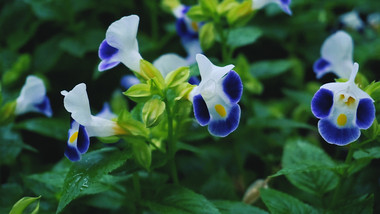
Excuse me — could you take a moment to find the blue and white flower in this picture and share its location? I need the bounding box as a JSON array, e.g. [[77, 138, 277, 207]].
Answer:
[[313, 31, 353, 79], [98, 15, 142, 72], [311, 63, 375, 146], [153, 53, 188, 78], [15, 75, 52, 117], [252, 0, 292, 15], [339, 10, 364, 32], [61, 83, 125, 161], [190, 54, 243, 137]]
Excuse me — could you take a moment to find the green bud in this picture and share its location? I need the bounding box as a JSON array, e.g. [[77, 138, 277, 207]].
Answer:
[[186, 5, 210, 22], [199, 22, 216, 50], [118, 110, 149, 138], [140, 60, 165, 90], [200, 0, 218, 16], [165, 66, 190, 87], [174, 83, 195, 101], [9, 195, 41, 214], [227, 1, 254, 27], [0, 101, 16, 125], [142, 98, 166, 128], [3, 54, 31, 87], [123, 83, 151, 103], [128, 138, 152, 171], [217, 0, 239, 15], [161, 0, 181, 12]]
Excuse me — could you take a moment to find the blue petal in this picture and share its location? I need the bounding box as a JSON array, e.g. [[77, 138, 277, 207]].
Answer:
[[193, 94, 210, 126], [223, 71, 243, 104], [208, 104, 241, 137], [356, 98, 375, 129], [99, 60, 120, 71], [313, 58, 331, 79], [34, 96, 52, 117], [175, 18, 198, 39], [318, 118, 360, 146], [64, 144, 81, 162], [99, 40, 119, 60], [77, 125, 90, 154], [188, 76, 200, 85], [311, 88, 333, 119]]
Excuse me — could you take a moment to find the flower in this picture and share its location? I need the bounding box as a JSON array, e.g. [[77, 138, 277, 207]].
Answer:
[[61, 83, 125, 161], [190, 54, 243, 137], [98, 15, 142, 72], [311, 63, 375, 146], [313, 31, 353, 79], [96, 102, 117, 120], [339, 10, 364, 32], [252, 0, 292, 15], [15, 75, 52, 117], [153, 53, 188, 78]]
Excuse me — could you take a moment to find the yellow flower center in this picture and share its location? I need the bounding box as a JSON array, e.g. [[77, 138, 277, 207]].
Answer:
[[69, 131, 79, 143], [215, 104, 227, 118], [337, 114, 347, 126]]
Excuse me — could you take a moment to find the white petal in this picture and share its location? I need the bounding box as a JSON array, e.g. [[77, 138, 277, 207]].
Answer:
[[173, 4, 186, 18], [321, 31, 353, 66], [153, 53, 188, 78], [196, 54, 234, 82], [15, 75, 46, 115], [85, 116, 119, 137], [62, 83, 92, 125], [182, 39, 202, 64], [339, 11, 364, 30], [252, 0, 276, 9]]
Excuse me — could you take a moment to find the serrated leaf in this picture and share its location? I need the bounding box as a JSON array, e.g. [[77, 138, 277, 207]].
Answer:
[[144, 185, 220, 214], [9, 196, 41, 214], [15, 118, 68, 141], [212, 200, 268, 214], [333, 194, 373, 214], [250, 60, 293, 79], [282, 140, 339, 196], [0, 125, 25, 165], [261, 188, 318, 214], [353, 147, 380, 159], [227, 27, 262, 48], [56, 148, 131, 213]]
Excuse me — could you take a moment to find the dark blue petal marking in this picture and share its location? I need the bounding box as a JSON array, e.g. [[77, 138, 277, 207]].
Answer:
[[280, 0, 290, 4], [120, 75, 140, 89], [223, 71, 243, 104], [175, 19, 198, 39], [193, 94, 210, 126], [99, 40, 119, 60], [311, 88, 334, 119], [76, 125, 90, 154], [188, 76, 200, 85], [64, 144, 81, 162], [313, 58, 331, 78], [208, 104, 241, 137], [356, 98, 375, 129], [99, 60, 120, 71], [318, 119, 360, 146], [34, 96, 52, 117]]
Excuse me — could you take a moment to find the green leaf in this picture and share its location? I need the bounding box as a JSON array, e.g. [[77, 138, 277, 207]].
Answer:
[[0, 125, 25, 165], [56, 148, 131, 213], [282, 89, 313, 106], [199, 0, 218, 16], [123, 83, 152, 103], [129, 138, 152, 170], [15, 118, 68, 141], [282, 140, 339, 196], [212, 200, 268, 214], [248, 118, 315, 131], [165, 66, 190, 88], [353, 147, 380, 159], [2, 54, 30, 86], [199, 22, 216, 51], [333, 194, 373, 214], [227, 27, 262, 48], [142, 98, 166, 128], [250, 59, 293, 79], [32, 36, 62, 73], [186, 5, 210, 22], [144, 185, 220, 214], [365, 81, 380, 101], [260, 188, 318, 214], [9, 196, 41, 214]]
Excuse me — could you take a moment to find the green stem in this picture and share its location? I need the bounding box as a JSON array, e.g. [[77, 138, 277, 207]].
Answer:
[[133, 172, 141, 200], [166, 102, 179, 185]]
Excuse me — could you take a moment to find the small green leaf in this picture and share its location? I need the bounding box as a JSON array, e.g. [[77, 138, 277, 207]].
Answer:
[[212, 200, 268, 214], [140, 59, 165, 90], [9, 196, 41, 214], [186, 5, 210, 22], [165, 66, 190, 88], [123, 83, 152, 103], [365, 81, 380, 101], [261, 188, 318, 214], [353, 147, 380, 159], [217, 0, 239, 15], [142, 98, 166, 128], [129, 138, 152, 170], [250, 60, 293, 79], [227, 26, 262, 48], [0, 101, 16, 126], [56, 148, 131, 213], [199, 22, 216, 51], [15, 118, 68, 141], [2, 54, 30, 86], [226, 1, 254, 27], [199, 0, 218, 16], [0, 125, 24, 165], [144, 185, 220, 214]]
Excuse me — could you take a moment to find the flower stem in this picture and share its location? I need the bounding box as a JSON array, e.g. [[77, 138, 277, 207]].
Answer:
[[166, 101, 179, 185]]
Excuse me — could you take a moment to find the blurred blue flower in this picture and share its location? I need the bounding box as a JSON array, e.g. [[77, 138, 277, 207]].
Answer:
[[252, 0, 292, 15], [190, 54, 243, 137], [120, 74, 140, 90], [153, 53, 188, 78], [61, 83, 125, 161], [15, 75, 52, 117], [311, 63, 375, 146], [339, 10, 364, 32], [98, 15, 142, 72], [313, 31, 353, 79]]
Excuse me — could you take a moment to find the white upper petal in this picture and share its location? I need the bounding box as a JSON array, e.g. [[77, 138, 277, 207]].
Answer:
[[86, 116, 119, 137], [106, 15, 142, 72], [61, 83, 92, 125], [15, 75, 46, 115], [196, 54, 234, 83], [252, 0, 276, 9], [153, 53, 188, 78], [321, 31, 353, 65]]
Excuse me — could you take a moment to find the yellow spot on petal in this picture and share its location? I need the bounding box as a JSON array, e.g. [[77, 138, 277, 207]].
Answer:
[[215, 104, 227, 118], [191, 22, 198, 32], [69, 131, 78, 143], [337, 114, 347, 126]]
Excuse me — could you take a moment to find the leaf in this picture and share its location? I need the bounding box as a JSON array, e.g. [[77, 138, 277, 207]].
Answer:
[[282, 89, 313, 106], [2, 54, 31, 86], [248, 118, 315, 131], [353, 147, 380, 159], [250, 59, 293, 79], [56, 147, 131, 213], [0, 125, 25, 165], [199, 22, 216, 50], [212, 200, 268, 214], [143, 185, 220, 214], [260, 188, 318, 214], [227, 27, 262, 48], [9, 196, 41, 214], [15, 118, 68, 141], [282, 140, 339, 196], [32, 36, 63, 73], [333, 194, 373, 214]]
